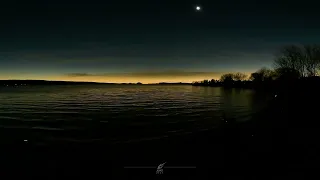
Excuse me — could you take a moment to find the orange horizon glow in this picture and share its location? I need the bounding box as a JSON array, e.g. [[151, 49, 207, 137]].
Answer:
[[0, 71, 253, 84]]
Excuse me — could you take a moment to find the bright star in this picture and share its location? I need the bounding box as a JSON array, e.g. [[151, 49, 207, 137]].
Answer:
[[196, 6, 201, 11]]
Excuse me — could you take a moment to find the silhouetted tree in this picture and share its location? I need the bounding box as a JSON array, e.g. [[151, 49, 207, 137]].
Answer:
[[193, 44, 320, 88], [220, 73, 235, 87], [275, 67, 301, 81], [250, 72, 262, 82], [274, 45, 305, 77], [233, 72, 248, 81], [274, 45, 320, 77], [201, 79, 209, 85], [209, 79, 217, 86], [220, 73, 234, 82], [304, 45, 320, 76], [250, 67, 275, 82]]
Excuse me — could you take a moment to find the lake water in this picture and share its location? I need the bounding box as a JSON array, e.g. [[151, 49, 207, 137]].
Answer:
[[0, 85, 270, 144]]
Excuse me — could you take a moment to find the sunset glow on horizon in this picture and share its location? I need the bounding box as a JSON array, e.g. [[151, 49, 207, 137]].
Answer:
[[0, 71, 253, 84]]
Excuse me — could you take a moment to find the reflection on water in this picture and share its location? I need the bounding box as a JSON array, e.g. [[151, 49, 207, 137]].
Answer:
[[0, 85, 267, 143]]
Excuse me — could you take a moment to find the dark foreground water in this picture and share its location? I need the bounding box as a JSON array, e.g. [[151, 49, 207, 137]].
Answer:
[[0, 85, 270, 144]]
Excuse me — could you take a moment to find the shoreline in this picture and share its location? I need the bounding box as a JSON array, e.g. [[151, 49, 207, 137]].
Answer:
[[0, 80, 193, 86]]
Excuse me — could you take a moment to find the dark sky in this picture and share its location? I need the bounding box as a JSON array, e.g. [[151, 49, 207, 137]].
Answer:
[[0, 0, 319, 83]]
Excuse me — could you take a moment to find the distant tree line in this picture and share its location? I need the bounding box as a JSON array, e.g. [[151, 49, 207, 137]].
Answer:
[[192, 44, 320, 89]]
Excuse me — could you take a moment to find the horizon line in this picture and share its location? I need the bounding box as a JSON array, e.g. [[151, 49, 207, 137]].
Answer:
[[0, 79, 194, 84]]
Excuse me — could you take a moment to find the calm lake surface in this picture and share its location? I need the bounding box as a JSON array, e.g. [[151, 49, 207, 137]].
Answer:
[[0, 85, 270, 143]]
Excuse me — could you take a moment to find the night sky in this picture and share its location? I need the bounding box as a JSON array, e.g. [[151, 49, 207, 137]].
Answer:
[[0, 0, 319, 83]]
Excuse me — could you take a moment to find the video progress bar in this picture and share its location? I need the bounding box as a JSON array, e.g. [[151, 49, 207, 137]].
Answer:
[[124, 166, 196, 169]]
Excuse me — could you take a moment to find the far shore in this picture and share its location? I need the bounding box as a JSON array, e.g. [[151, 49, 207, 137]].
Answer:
[[0, 80, 192, 86]]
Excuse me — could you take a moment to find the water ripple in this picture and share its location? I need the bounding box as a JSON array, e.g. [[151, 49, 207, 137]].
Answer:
[[0, 85, 265, 142]]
